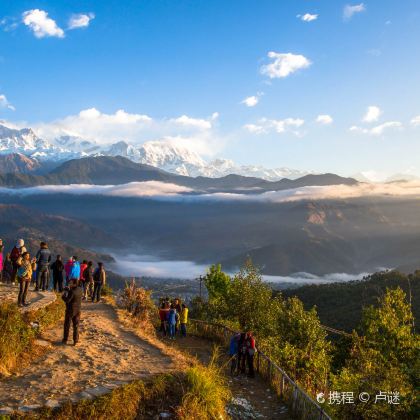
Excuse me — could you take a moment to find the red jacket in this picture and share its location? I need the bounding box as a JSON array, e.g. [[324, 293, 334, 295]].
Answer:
[[64, 260, 73, 278], [80, 264, 88, 280]]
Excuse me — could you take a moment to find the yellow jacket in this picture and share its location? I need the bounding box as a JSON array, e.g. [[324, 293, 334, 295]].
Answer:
[[180, 307, 188, 324]]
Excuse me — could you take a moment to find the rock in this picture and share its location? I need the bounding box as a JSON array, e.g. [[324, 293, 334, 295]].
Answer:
[[0, 407, 14, 415], [45, 400, 61, 409], [79, 391, 94, 400], [159, 412, 172, 419], [85, 386, 109, 397], [18, 404, 41, 412]]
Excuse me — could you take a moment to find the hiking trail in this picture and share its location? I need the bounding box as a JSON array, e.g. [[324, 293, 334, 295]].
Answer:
[[0, 300, 177, 414], [163, 334, 291, 420]]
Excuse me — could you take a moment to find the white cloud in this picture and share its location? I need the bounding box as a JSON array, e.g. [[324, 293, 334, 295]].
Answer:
[[243, 124, 266, 134], [0, 94, 15, 111], [298, 13, 318, 22], [68, 13, 95, 30], [241, 95, 259, 107], [244, 117, 304, 135], [410, 115, 420, 126], [363, 105, 382, 123], [8, 180, 420, 204], [23, 108, 223, 158], [170, 115, 212, 130], [0, 181, 192, 198], [0, 17, 19, 32], [22, 9, 64, 38], [260, 52, 311, 79], [316, 114, 333, 125], [343, 3, 366, 20], [350, 121, 402, 136]]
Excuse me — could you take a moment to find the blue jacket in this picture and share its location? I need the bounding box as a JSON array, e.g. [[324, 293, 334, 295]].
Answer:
[[69, 261, 81, 280], [168, 308, 177, 325], [36, 248, 51, 268], [229, 334, 240, 356]]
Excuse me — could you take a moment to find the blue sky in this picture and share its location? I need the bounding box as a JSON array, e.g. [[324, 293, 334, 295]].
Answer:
[[1, 0, 420, 178]]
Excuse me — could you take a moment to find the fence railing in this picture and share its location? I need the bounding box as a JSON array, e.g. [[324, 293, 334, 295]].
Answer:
[[189, 318, 332, 420]]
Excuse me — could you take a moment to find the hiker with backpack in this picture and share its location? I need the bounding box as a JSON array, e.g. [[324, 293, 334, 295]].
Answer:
[[51, 255, 65, 292], [10, 239, 26, 284], [92, 262, 106, 302], [35, 242, 51, 291], [17, 252, 37, 307], [62, 278, 83, 346]]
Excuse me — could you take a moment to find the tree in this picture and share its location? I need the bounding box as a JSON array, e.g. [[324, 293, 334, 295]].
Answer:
[[266, 297, 331, 392], [331, 288, 419, 419], [203, 264, 232, 320], [227, 259, 281, 337]]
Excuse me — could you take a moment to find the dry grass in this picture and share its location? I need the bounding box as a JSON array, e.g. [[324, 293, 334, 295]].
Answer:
[[176, 350, 232, 420], [0, 297, 65, 376]]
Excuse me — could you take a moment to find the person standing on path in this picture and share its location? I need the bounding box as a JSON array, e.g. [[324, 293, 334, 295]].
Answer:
[[245, 331, 256, 378], [168, 304, 178, 340], [35, 242, 51, 291], [64, 257, 73, 286], [79, 260, 88, 299], [229, 332, 241, 375], [10, 239, 26, 284], [17, 252, 37, 307], [83, 261, 94, 299], [69, 256, 81, 283], [3, 253, 13, 284], [180, 303, 188, 337], [51, 255, 65, 292], [62, 279, 83, 345], [92, 262, 106, 302]]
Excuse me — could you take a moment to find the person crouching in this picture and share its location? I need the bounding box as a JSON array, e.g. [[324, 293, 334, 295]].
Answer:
[[62, 279, 83, 345]]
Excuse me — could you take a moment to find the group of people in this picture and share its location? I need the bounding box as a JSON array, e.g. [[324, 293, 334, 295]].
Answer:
[[0, 238, 107, 307], [229, 331, 257, 378], [158, 297, 189, 339]]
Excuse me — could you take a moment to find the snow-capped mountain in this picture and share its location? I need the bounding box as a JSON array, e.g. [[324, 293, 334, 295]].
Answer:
[[0, 123, 310, 180], [0, 124, 83, 161]]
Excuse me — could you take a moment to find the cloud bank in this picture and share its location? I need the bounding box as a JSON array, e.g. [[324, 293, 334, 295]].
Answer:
[[2, 181, 420, 203]]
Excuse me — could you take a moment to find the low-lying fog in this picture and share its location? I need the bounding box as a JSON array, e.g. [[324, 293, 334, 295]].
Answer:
[[109, 253, 374, 285]]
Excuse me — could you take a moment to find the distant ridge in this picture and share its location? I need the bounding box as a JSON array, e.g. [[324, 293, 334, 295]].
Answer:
[[0, 155, 358, 192]]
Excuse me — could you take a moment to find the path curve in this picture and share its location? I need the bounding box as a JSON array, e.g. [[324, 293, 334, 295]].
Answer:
[[0, 300, 177, 413]]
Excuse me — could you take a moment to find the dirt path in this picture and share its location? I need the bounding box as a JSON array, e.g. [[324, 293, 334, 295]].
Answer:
[[0, 301, 177, 412], [161, 334, 290, 419]]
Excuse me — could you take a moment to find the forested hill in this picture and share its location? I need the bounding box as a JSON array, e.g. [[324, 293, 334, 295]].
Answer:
[[282, 270, 420, 333]]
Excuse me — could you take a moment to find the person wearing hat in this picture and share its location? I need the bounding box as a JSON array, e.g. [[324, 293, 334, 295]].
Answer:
[[10, 239, 27, 284], [17, 252, 37, 307], [62, 278, 83, 345]]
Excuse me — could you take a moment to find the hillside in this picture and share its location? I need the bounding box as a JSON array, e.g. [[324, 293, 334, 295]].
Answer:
[[0, 155, 357, 192], [282, 270, 420, 332], [0, 204, 116, 263]]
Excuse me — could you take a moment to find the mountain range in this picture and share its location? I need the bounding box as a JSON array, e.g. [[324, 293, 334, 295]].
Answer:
[[0, 123, 312, 180]]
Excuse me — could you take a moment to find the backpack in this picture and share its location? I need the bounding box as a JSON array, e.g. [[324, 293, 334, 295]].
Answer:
[[93, 269, 101, 283], [10, 246, 20, 262]]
